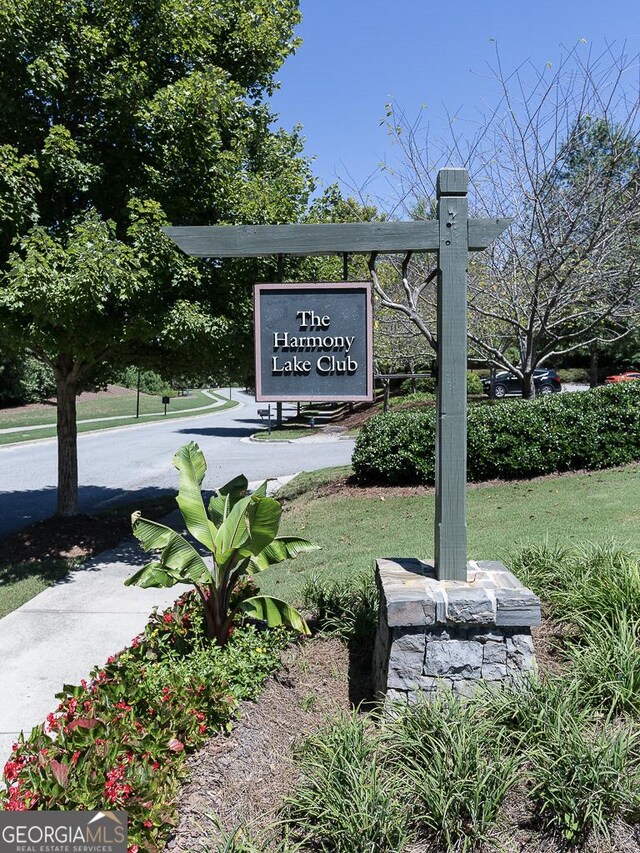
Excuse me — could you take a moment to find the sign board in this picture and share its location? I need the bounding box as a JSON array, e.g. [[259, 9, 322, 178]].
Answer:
[[254, 282, 373, 402]]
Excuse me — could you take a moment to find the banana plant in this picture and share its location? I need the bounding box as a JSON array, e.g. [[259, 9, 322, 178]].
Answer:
[[124, 441, 319, 645]]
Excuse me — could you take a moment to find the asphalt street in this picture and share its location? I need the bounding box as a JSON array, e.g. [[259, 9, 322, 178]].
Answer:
[[0, 391, 355, 539]]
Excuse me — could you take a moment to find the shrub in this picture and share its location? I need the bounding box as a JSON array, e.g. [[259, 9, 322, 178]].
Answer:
[[400, 376, 436, 394], [353, 411, 436, 484], [398, 372, 483, 396], [117, 367, 172, 396], [0, 353, 56, 404], [466, 370, 484, 395], [557, 368, 590, 384], [353, 381, 640, 484]]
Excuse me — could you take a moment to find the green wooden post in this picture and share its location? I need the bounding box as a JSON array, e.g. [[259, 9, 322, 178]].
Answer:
[[435, 168, 469, 581]]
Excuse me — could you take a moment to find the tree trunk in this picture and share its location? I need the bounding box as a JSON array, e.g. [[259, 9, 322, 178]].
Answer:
[[56, 370, 79, 517], [521, 371, 536, 399], [489, 363, 496, 401], [590, 344, 599, 388]]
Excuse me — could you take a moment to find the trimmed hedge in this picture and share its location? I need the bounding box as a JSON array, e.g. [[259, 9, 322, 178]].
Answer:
[[353, 382, 640, 485]]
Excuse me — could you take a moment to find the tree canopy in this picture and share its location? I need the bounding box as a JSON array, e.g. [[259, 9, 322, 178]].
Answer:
[[0, 0, 314, 514], [376, 45, 640, 397]]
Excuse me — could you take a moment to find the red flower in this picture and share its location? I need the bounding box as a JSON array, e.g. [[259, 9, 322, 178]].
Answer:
[[71, 751, 81, 766], [199, 724, 207, 735], [104, 765, 132, 803], [163, 613, 173, 625], [143, 820, 153, 828], [45, 713, 59, 733]]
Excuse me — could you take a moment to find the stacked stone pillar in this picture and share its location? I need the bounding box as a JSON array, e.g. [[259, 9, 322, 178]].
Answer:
[[373, 557, 540, 704]]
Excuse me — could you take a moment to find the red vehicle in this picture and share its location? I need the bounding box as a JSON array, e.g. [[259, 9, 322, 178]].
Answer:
[[604, 371, 640, 384]]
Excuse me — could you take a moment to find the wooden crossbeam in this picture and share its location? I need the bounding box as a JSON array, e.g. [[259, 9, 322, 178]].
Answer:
[[164, 218, 510, 258]]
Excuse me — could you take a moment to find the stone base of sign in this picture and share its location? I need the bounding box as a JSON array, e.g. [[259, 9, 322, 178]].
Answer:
[[373, 557, 541, 705]]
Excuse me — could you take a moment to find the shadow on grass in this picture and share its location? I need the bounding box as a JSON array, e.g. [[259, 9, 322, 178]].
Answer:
[[348, 648, 376, 710], [0, 485, 177, 542], [0, 558, 71, 587]]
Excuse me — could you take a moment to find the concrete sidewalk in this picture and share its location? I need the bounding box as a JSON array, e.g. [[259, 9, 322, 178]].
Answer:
[[0, 475, 296, 769]]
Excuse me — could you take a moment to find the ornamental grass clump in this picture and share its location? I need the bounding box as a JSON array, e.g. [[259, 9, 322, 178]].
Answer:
[[125, 441, 319, 645], [526, 702, 640, 844], [385, 696, 520, 853], [301, 571, 379, 650], [284, 713, 409, 852], [511, 542, 640, 717]]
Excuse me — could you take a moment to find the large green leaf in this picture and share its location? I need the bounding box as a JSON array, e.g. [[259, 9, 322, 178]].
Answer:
[[238, 595, 310, 635], [173, 442, 217, 550], [251, 480, 268, 498], [124, 561, 182, 588], [238, 495, 282, 557], [208, 474, 249, 526], [214, 494, 252, 556], [249, 536, 320, 572], [131, 513, 212, 585]]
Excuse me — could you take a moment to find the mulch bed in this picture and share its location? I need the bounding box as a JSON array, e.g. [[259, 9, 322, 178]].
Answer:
[[166, 625, 640, 853], [0, 497, 175, 565], [168, 638, 370, 851]]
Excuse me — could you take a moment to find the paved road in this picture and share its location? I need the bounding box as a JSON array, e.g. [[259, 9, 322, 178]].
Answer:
[[0, 391, 355, 539]]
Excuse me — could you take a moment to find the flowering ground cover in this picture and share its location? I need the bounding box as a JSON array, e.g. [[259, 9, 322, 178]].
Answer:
[[1, 590, 289, 853]]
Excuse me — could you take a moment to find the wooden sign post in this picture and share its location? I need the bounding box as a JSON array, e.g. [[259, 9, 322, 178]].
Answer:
[[165, 167, 509, 582], [435, 169, 469, 580]]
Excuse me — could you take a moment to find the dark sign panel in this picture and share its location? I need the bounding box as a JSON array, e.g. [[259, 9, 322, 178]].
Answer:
[[254, 282, 373, 402]]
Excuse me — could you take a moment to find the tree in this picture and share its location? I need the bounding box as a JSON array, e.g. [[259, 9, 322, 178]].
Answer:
[[374, 44, 640, 397], [0, 0, 313, 514]]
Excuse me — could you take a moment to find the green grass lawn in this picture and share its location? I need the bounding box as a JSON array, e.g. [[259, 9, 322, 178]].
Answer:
[[0, 388, 224, 428], [0, 390, 236, 445], [259, 463, 640, 602], [0, 559, 81, 619]]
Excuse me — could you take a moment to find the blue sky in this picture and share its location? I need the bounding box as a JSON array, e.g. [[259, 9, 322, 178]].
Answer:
[[270, 0, 639, 205]]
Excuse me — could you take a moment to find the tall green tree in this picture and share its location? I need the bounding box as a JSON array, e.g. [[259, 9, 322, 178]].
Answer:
[[0, 0, 313, 515]]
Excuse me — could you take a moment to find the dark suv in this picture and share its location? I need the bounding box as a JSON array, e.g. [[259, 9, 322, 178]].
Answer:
[[481, 368, 562, 398]]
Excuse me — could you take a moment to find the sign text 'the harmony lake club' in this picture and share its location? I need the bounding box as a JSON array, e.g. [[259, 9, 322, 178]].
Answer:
[[254, 283, 373, 402]]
